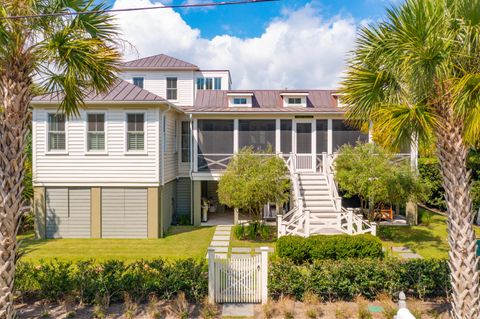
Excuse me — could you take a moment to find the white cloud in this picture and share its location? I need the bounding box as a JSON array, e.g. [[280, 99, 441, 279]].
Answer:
[[112, 0, 358, 89]]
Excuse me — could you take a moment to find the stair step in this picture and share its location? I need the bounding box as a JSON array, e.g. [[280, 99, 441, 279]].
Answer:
[[309, 207, 337, 212], [300, 180, 328, 185], [304, 200, 333, 207], [299, 174, 326, 180]]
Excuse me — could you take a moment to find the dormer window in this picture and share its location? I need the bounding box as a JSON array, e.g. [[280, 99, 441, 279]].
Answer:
[[281, 92, 308, 107], [233, 98, 247, 105], [227, 93, 253, 107], [288, 97, 302, 105], [132, 77, 144, 88]]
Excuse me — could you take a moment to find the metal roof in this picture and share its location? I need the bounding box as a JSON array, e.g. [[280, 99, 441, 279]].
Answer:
[[182, 89, 343, 113], [32, 79, 167, 103], [121, 54, 199, 70]]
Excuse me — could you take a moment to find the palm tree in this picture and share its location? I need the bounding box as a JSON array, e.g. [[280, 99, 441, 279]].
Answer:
[[340, 0, 480, 317], [0, 1, 120, 317]]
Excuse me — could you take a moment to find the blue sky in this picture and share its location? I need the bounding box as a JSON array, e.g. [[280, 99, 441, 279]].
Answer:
[[104, 0, 391, 39], [103, 0, 400, 89]]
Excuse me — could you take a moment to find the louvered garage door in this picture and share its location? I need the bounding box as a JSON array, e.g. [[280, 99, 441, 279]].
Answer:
[[46, 188, 91, 238], [101, 188, 148, 238]]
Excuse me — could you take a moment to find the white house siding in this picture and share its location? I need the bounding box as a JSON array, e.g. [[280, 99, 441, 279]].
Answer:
[[33, 106, 160, 186], [194, 71, 231, 95], [162, 111, 178, 184], [120, 71, 195, 106]]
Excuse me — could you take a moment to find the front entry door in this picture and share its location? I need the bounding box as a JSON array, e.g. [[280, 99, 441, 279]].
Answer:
[[294, 120, 316, 172]]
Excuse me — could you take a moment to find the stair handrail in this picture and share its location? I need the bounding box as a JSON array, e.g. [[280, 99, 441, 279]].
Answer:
[[339, 207, 377, 236], [323, 152, 342, 212]]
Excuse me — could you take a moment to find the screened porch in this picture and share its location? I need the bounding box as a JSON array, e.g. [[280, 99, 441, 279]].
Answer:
[[192, 118, 373, 174]]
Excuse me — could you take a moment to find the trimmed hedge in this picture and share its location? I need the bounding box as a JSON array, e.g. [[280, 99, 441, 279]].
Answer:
[[269, 258, 450, 301], [276, 234, 384, 264], [15, 259, 207, 304]]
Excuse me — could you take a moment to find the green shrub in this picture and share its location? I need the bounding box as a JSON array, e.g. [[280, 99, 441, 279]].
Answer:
[[233, 224, 246, 240], [269, 258, 450, 301], [15, 258, 208, 304], [276, 235, 383, 264]]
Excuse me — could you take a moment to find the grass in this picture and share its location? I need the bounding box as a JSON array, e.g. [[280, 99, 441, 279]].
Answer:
[[19, 226, 215, 263], [380, 208, 480, 259]]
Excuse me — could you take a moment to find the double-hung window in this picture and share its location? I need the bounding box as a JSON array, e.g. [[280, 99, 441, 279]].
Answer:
[[205, 78, 213, 90], [166, 77, 178, 100], [48, 113, 66, 151], [181, 121, 190, 162], [214, 77, 222, 90], [127, 113, 145, 151], [197, 78, 205, 90], [87, 113, 105, 151]]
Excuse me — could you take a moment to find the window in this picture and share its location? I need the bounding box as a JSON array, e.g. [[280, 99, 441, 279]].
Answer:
[[205, 78, 213, 90], [87, 113, 105, 151], [181, 121, 190, 162], [132, 77, 144, 88], [197, 78, 205, 90], [214, 77, 222, 90], [239, 120, 276, 151], [48, 113, 66, 151], [288, 97, 302, 104], [280, 120, 292, 154], [127, 113, 144, 151], [316, 120, 328, 154], [332, 120, 368, 151], [166, 77, 177, 100], [233, 98, 247, 105]]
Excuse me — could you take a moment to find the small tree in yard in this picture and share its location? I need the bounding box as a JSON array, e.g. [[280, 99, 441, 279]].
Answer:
[[335, 143, 426, 214], [218, 147, 290, 221]]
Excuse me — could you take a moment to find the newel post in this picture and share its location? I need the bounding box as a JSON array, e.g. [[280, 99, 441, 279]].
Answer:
[[208, 247, 215, 304], [371, 222, 377, 236], [305, 210, 311, 237], [347, 208, 354, 235], [260, 247, 269, 304], [277, 214, 283, 237]]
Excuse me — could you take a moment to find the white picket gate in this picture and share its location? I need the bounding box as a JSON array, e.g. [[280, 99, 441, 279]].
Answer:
[[208, 247, 269, 304]]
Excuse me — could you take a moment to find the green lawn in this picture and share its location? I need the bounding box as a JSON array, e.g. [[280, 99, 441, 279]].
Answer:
[[19, 226, 215, 263], [380, 209, 480, 259]]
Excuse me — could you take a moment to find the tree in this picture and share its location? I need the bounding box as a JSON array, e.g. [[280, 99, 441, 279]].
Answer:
[[218, 147, 290, 221], [340, 0, 480, 317], [335, 143, 425, 214], [0, 1, 120, 317]]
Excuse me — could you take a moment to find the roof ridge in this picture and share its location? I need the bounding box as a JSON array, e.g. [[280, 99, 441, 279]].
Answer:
[[121, 53, 198, 69]]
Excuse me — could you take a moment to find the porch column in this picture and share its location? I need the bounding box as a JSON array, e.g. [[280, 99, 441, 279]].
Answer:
[[275, 119, 280, 154], [193, 119, 198, 172], [327, 119, 333, 154], [193, 180, 202, 226], [91, 187, 102, 238], [233, 119, 239, 153]]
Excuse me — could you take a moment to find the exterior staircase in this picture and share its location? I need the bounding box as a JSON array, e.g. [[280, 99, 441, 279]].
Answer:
[[277, 154, 377, 237]]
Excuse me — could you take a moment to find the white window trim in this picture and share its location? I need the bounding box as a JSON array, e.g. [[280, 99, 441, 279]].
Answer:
[[283, 96, 307, 107], [45, 111, 68, 155], [132, 76, 145, 89], [84, 110, 108, 155], [227, 93, 254, 107], [165, 76, 178, 102], [124, 110, 148, 155]]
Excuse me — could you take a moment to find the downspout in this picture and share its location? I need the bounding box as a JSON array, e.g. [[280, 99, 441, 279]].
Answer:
[[161, 104, 172, 186], [189, 113, 194, 225]]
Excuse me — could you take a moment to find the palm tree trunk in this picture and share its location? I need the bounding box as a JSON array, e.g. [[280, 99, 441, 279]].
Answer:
[[435, 105, 480, 319], [0, 56, 32, 318]]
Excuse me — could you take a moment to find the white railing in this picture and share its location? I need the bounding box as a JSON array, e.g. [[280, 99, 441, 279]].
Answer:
[[323, 152, 342, 212], [338, 208, 377, 235], [277, 154, 307, 237], [198, 154, 233, 171]]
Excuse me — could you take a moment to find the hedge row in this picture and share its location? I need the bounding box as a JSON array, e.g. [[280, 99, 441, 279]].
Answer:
[[276, 234, 384, 264], [15, 259, 208, 304], [269, 258, 450, 301]]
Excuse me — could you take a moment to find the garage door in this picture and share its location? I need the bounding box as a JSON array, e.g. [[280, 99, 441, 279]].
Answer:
[[101, 188, 148, 238], [46, 188, 91, 238]]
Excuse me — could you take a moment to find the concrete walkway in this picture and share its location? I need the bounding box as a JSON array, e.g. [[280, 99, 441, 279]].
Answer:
[[392, 246, 423, 259], [207, 225, 232, 259]]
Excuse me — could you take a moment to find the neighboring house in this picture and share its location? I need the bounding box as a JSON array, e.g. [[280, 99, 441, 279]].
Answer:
[[32, 53, 416, 239]]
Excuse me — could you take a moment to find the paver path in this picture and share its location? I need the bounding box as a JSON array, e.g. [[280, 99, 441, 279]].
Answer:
[[207, 225, 232, 259], [392, 246, 423, 259]]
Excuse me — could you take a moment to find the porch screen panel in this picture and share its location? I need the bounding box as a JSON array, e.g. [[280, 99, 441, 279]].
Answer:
[[316, 120, 328, 154], [238, 120, 276, 152], [296, 123, 312, 154], [280, 120, 292, 154], [332, 120, 368, 151], [197, 120, 234, 171]]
